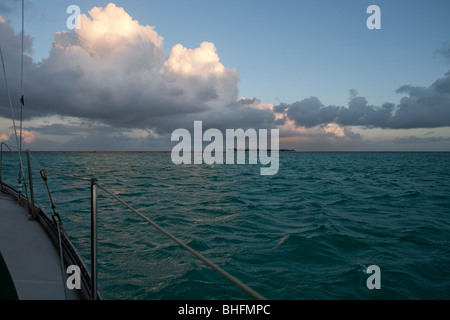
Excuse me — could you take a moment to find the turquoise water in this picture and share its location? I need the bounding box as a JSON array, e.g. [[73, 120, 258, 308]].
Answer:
[[1, 152, 450, 300]]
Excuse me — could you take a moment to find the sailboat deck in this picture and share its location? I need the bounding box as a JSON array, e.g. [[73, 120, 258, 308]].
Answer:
[[0, 191, 78, 300]]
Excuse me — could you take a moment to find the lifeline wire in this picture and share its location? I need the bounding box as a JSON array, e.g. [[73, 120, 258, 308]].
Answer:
[[2, 142, 267, 300], [96, 181, 267, 300]]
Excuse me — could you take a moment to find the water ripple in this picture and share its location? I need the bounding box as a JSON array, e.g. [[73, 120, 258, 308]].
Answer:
[[2, 151, 449, 299]]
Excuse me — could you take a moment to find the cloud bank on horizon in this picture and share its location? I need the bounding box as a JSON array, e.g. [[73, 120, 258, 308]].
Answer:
[[0, 3, 449, 151]]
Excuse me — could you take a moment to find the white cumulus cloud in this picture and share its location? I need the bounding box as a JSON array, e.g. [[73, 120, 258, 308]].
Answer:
[[1, 3, 272, 136]]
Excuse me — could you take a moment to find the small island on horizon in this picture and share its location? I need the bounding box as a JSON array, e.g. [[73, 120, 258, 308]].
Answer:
[[233, 148, 296, 152]]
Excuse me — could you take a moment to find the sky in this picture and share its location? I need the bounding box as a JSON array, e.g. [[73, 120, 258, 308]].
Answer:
[[0, 0, 449, 151]]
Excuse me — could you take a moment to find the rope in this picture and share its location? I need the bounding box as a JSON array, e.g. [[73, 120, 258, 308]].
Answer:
[[39, 169, 69, 299], [19, 0, 25, 154], [17, 0, 25, 198], [40, 169, 58, 214], [95, 181, 267, 300], [0, 144, 41, 210], [1, 143, 266, 300], [0, 41, 30, 211]]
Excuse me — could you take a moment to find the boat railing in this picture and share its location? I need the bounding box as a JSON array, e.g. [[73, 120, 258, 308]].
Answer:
[[1, 143, 101, 300], [0, 143, 266, 300]]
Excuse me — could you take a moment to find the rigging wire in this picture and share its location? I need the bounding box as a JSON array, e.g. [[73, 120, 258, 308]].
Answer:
[[20, 0, 24, 150], [1, 141, 267, 300], [0, 42, 30, 211], [96, 181, 267, 300], [18, 0, 25, 192], [1, 1, 267, 298]]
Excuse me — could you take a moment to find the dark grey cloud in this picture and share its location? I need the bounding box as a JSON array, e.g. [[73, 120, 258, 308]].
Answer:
[[0, 0, 18, 14], [0, 8, 278, 136], [27, 122, 133, 137], [394, 135, 450, 145], [24, 121, 169, 151], [27, 123, 80, 136], [390, 77, 450, 129], [0, 0, 34, 15], [2, 4, 450, 154], [436, 43, 450, 63], [285, 97, 340, 128], [281, 69, 450, 130], [0, 14, 34, 88]]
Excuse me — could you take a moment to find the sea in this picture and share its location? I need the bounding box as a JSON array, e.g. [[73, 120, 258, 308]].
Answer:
[[1, 151, 449, 300]]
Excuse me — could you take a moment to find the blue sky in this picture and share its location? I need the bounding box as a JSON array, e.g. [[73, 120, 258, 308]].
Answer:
[[1, 0, 450, 151], [11, 0, 450, 106]]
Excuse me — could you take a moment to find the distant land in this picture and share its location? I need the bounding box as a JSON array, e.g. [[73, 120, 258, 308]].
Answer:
[[233, 148, 296, 152]]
